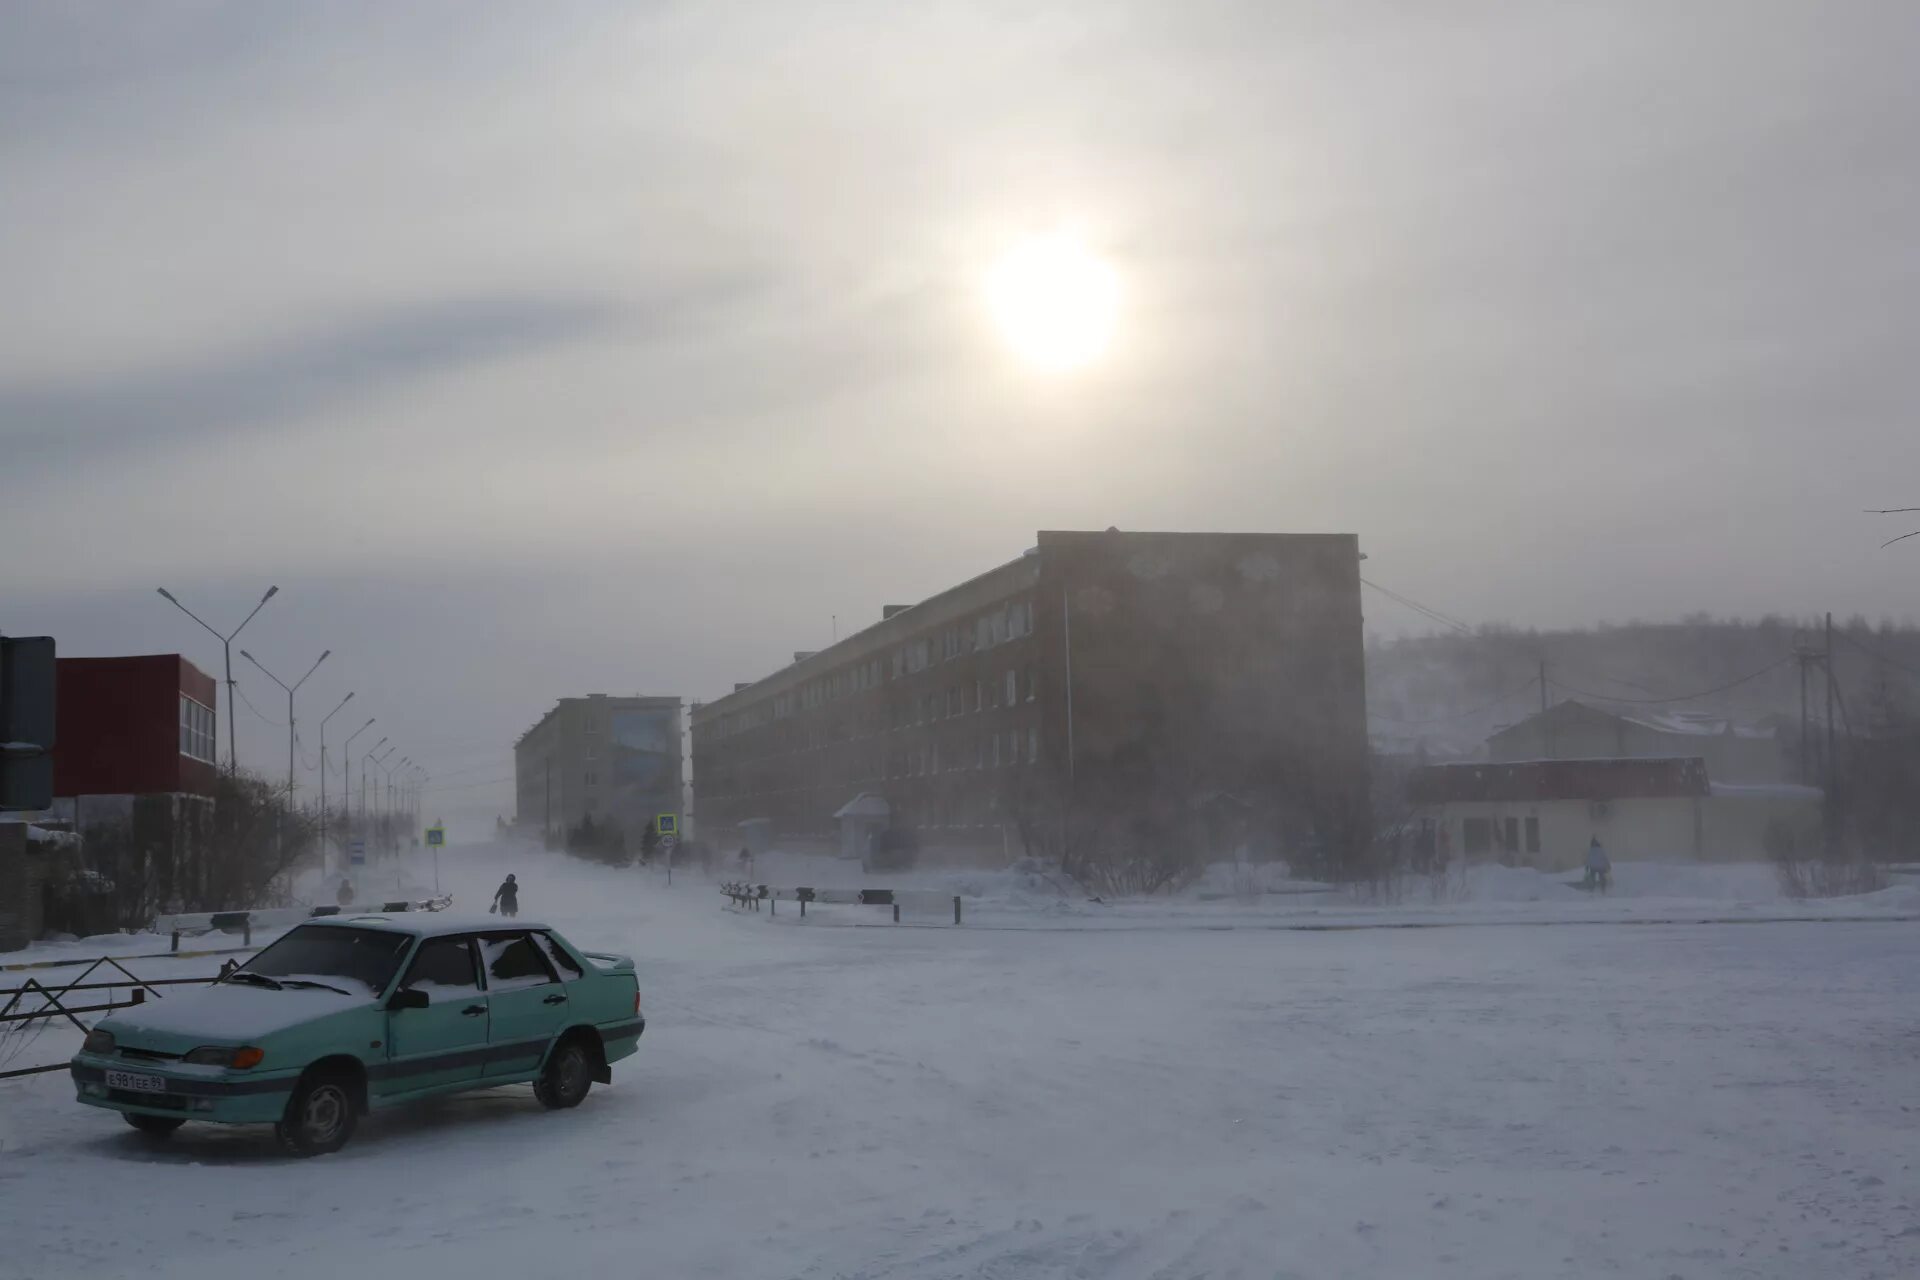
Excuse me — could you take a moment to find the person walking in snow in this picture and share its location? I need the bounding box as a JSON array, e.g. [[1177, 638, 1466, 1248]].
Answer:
[[1584, 836, 1612, 892], [491, 873, 520, 918], [336, 879, 355, 908]]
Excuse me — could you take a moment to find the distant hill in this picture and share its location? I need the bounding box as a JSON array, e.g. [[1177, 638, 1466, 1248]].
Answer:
[[1366, 615, 1920, 759]]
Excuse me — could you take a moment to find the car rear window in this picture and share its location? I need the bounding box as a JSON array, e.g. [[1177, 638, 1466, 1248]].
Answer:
[[535, 933, 584, 980], [480, 934, 556, 990]]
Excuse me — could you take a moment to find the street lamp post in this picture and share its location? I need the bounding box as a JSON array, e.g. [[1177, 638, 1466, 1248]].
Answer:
[[155, 585, 279, 772], [341, 717, 375, 865], [368, 745, 396, 852], [362, 739, 389, 822], [383, 756, 409, 822], [240, 648, 330, 804], [317, 692, 355, 867]]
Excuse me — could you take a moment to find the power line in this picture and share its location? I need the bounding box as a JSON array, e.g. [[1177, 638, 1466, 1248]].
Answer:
[[233, 684, 285, 727], [1831, 628, 1920, 682], [1361, 577, 1473, 635], [1547, 656, 1792, 705], [420, 773, 516, 793], [1371, 675, 1541, 727]]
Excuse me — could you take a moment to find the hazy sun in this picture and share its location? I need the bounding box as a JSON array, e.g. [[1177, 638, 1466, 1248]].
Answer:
[[987, 233, 1118, 371]]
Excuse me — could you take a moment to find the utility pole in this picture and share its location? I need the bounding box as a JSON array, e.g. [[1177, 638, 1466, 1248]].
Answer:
[[1825, 612, 1836, 794], [1793, 640, 1819, 784]]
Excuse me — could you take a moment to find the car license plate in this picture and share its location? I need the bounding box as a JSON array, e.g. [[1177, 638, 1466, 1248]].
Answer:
[[105, 1069, 166, 1094]]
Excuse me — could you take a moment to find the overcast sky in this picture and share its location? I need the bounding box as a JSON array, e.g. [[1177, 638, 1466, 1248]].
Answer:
[[4, 1, 1918, 820]]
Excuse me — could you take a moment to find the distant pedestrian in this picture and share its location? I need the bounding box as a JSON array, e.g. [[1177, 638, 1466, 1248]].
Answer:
[[492, 873, 520, 918], [337, 879, 355, 908], [1584, 837, 1612, 892]]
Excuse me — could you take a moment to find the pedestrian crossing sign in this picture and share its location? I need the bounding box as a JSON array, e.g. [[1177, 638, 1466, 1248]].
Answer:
[[426, 824, 446, 848], [656, 814, 678, 837]]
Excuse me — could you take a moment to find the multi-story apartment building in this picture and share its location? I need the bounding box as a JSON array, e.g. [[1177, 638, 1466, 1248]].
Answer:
[[692, 529, 1369, 865], [514, 695, 683, 845]]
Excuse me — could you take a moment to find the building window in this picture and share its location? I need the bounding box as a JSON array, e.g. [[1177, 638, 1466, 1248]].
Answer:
[[1502, 817, 1521, 856], [1462, 818, 1492, 857], [585, 717, 599, 735], [975, 679, 984, 712], [1524, 816, 1541, 854], [179, 695, 215, 763], [585, 771, 598, 787], [585, 747, 597, 761], [1008, 730, 1022, 764], [1005, 670, 1018, 706], [992, 734, 1001, 768], [1028, 726, 1039, 763]]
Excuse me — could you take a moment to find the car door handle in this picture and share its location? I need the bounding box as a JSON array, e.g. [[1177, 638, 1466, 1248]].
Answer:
[[542, 993, 568, 1005], [462, 1005, 487, 1017]]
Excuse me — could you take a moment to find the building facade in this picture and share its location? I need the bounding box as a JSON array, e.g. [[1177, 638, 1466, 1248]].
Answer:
[[1405, 757, 1821, 869], [692, 529, 1371, 866], [9, 655, 222, 934], [515, 695, 684, 844]]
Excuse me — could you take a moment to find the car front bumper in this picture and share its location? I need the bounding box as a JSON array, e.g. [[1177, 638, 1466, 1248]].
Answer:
[[70, 1054, 299, 1125]]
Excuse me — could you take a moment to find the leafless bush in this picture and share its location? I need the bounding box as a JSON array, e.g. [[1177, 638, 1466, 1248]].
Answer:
[[1766, 816, 1887, 899]]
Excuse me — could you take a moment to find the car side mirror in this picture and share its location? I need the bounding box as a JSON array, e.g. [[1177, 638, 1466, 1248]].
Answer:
[[387, 988, 430, 1012]]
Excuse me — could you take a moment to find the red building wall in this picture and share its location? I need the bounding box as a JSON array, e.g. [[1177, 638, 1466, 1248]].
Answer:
[[54, 655, 218, 797]]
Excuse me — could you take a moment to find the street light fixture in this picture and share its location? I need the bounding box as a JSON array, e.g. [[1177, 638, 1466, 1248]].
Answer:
[[239, 648, 330, 803], [155, 585, 278, 772]]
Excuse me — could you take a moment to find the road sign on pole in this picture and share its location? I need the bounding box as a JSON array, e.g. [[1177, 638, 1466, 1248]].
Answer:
[[349, 839, 367, 867], [425, 824, 446, 848], [656, 814, 678, 838]]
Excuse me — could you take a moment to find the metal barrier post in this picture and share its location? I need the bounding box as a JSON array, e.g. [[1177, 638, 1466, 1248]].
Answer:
[[170, 930, 180, 953], [954, 896, 962, 925], [892, 903, 900, 924]]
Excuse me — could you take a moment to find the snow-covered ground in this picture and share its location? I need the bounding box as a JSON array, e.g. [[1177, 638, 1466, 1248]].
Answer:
[[3, 841, 1916, 1279]]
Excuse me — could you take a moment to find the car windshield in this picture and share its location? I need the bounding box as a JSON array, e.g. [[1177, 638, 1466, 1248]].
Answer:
[[239, 925, 413, 995]]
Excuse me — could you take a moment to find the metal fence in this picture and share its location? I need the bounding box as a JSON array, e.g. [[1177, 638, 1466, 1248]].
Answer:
[[722, 883, 964, 924], [0, 955, 233, 1081]]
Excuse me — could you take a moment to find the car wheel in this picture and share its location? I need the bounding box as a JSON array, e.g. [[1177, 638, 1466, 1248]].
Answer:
[[123, 1113, 185, 1136], [276, 1070, 358, 1157], [534, 1036, 595, 1110]]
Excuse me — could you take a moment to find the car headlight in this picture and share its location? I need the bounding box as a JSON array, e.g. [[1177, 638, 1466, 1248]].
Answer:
[[83, 1029, 115, 1055], [184, 1045, 265, 1069]]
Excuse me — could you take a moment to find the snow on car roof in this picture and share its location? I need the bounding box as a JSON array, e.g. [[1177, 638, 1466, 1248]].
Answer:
[[299, 913, 553, 936]]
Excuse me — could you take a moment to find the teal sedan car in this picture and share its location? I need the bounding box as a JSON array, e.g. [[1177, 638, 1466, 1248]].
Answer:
[[69, 915, 645, 1156]]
